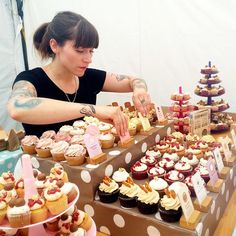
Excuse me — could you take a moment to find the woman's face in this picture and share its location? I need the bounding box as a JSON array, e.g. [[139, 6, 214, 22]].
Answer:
[[55, 40, 94, 76]]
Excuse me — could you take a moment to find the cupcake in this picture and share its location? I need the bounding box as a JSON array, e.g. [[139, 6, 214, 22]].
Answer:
[[44, 186, 68, 215], [171, 132, 184, 143], [98, 176, 119, 203], [157, 158, 175, 171], [186, 147, 203, 159], [55, 132, 71, 143], [181, 153, 199, 169], [199, 156, 208, 167], [185, 134, 199, 147], [159, 189, 182, 222], [130, 161, 148, 180], [140, 155, 157, 167], [50, 163, 69, 183], [69, 128, 85, 136], [128, 121, 137, 136], [147, 166, 166, 180], [137, 182, 160, 214], [58, 213, 72, 235], [59, 125, 74, 134], [145, 147, 161, 161], [0, 198, 7, 224], [44, 218, 59, 232], [164, 136, 177, 145], [35, 173, 46, 195], [65, 144, 86, 166], [130, 117, 142, 132], [111, 127, 120, 143], [3, 183, 17, 202], [184, 175, 196, 197], [194, 166, 210, 183], [35, 138, 54, 158], [70, 135, 85, 146], [72, 209, 92, 231], [43, 176, 59, 189], [7, 198, 31, 228], [15, 178, 24, 198], [50, 141, 69, 162], [99, 132, 115, 149], [192, 141, 208, 153], [162, 150, 179, 162], [112, 168, 130, 186], [149, 177, 169, 197], [98, 122, 112, 133], [164, 170, 185, 185], [169, 143, 185, 157], [40, 130, 56, 139], [156, 141, 169, 154], [73, 120, 87, 129], [0, 172, 15, 190], [21, 135, 39, 154], [174, 161, 193, 177], [118, 177, 140, 208], [28, 194, 48, 223], [57, 181, 78, 203]]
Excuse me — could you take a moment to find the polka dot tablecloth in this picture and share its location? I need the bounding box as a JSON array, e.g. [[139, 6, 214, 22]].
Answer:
[[0, 149, 22, 174]]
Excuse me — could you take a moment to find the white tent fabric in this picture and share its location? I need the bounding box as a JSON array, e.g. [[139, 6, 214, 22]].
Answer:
[[0, 0, 24, 131], [1, 0, 236, 131], [23, 0, 236, 112]]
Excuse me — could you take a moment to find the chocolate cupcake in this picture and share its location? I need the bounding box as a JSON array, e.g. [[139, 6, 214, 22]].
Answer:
[[159, 189, 182, 222], [119, 177, 140, 208], [98, 176, 119, 203], [137, 182, 160, 215]]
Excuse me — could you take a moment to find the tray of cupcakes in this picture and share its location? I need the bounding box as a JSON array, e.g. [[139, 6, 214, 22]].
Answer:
[[95, 131, 228, 215], [0, 162, 96, 236]]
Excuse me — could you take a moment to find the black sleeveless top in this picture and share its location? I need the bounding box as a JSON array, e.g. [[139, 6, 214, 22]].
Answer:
[[13, 67, 106, 137]]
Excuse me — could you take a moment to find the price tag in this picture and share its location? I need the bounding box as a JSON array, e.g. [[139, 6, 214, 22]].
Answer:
[[207, 157, 218, 186], [84, 125, 103, 158], [138, 112, 151, 131], [213, 147, 224, 172], [191, 172, 207, 205], [155, 104, 165, 121], [169, 182, 194, 222], [220, 137, 232, 161]]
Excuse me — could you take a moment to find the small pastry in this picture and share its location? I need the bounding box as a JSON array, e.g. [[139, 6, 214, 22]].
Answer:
[[164, 170, 184, 185], [0, 172, 15, 190], [149, 177, 169, 197], [57, 180, 78, 203], [65, 144, 86, 166], [112, 168, 129, 186], [35, 138, 54, 158], [99, 132, 115, 149], [21, 135, 38, 154], [50, 141, 69, 161], [40, 130, 56, 139], [50, 163, 69, 182], [130, 161, 148, 180]]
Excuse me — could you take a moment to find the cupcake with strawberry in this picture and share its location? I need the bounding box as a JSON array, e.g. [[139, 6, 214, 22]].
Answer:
[[140, 155, 157, 167], [164, 170, 185, 185], [147, 166, 166, 180], [130, 161, 148, 180], [157, 158, 175, 172]]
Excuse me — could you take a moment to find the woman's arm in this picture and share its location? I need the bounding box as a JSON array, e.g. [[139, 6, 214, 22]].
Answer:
[[7, 80, 128, 136], [102, 73, 151, 115]]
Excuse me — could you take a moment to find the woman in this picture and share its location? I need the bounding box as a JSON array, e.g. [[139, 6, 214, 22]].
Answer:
[[7, 11, 151, 137]]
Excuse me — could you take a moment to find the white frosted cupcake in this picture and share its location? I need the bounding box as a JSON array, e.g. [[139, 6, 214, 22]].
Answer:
[[112, 168, 130, 185], [149, 177, 169, 197]]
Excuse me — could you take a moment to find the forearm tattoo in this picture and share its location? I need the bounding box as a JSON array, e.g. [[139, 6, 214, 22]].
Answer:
[[132, 78, 147, 91], [10, 81, 37, 99], [80, 104, 96, 116], [113, 74, 131, 82], [14, 98, 42, 109]]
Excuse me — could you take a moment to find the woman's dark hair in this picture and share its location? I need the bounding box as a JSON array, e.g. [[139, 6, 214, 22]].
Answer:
[[33, 11, 99, 59]]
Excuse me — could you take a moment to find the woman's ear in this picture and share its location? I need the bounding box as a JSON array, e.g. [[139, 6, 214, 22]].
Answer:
[[49, 39, 59, 54]]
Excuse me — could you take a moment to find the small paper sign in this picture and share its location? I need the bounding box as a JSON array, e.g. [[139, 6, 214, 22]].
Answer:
[[220, 137, 232, 161], [155, 104, 165, 121], [207, 157, 218, 186], [138, 112, 151, 131], [84, 125, 103, 158], [120, 131, 131, 143], [169, 182, 194, 222], [191, 172, 207, 205], [213, 147, 224, 172], [231, 129, 236, 149]]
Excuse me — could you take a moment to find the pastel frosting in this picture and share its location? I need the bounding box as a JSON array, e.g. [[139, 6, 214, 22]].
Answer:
[[50, 141, 69, 154], [21, 135, 39, 146], [40, 130, 56, 139], [65, 144, 86, 157], [160, 195, 181, 210], [36, 138, 54, 149], [99, 179, 119, 193], [112, 168, 129, 183], [7, 204, 30, 215]]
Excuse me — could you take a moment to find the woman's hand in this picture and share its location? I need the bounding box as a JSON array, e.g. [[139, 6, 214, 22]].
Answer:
[[98, 106, 128, 137], [132, 88, 152, 116]]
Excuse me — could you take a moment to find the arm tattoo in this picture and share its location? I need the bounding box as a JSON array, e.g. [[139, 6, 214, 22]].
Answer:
[[80, 104, 96, 116], [14, 98, 42, 109], [113, 74, 131, 82], [132, 78, 147, 91]]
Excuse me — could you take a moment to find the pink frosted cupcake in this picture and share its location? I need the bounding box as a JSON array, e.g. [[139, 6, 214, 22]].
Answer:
[[40, 130, 56, 139], [70, 134, 85, 146], [55, 132, 71, 143], [50, 141, 69, 161], [140, 155, 157, 167], [69, 128, 85, 136], [65, 144, 86, 166], [73, 120, 87, 130], [36, 138, 54, 158], [21, 135, 39, 154], [59, 125, 74, 134]]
